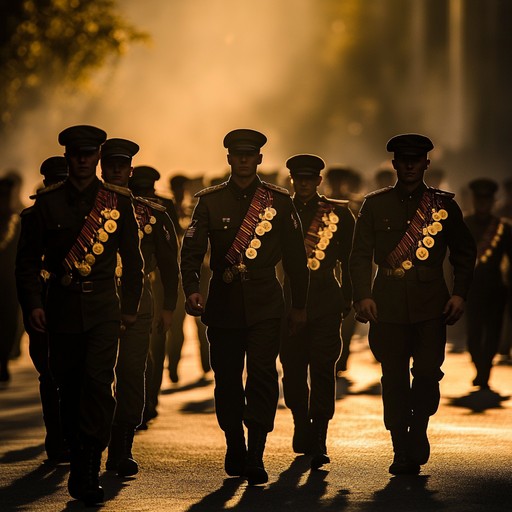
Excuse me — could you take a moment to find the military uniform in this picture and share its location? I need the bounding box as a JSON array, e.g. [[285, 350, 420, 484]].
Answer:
[[180, 129, 309, 485], [279, 154, 355, 469], [350, 134, 476, 474], [464, 178, 512, 389]]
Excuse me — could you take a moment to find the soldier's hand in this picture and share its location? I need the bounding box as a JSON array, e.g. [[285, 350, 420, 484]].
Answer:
[[354, 298, 378, 323], [159, 309, 174, 332], [443, 295, 465, 325], [29, 308, 47, 333], [121, 313, 137, 332], [185, 293, 205, 317], [288, 307, 307, 336]]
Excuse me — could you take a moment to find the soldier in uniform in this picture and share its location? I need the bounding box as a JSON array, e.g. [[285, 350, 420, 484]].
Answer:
[[15, 125, 144, 506], [101, 146, 179, 476], [22, 156, 69, 463], [464, 178, 512, 390], [350, 134, 476, 475], [180, 129, 309, 485], [279, 154, 355, 470]]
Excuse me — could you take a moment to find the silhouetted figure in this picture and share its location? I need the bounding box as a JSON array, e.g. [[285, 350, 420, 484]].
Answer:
[[350, 134, 476, 475], [280, 154, 355, 470], [0, 177, 21, 386], [181, 129, 309, 485], [464, 178, 512, 390], [374, 168, 396, 189]]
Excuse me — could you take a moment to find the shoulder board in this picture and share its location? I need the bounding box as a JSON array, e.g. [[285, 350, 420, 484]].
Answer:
[[261, 181, 290, 195], [364, 186, 394, 199], [102, 181, 132, 197], [135, 196, 167, 212], [30, 181, 65, 199], [321, 196, 349, 207], [194, 182, 228, 197], [428, 187, 455, 199]]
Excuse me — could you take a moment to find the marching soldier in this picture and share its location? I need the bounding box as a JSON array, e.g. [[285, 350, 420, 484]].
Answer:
[[350, 134, 476, 475], [101, 148, 179, 476], [180, 129, 309, 485], [280, 154, 355, 470], [15, 125, 144, 506]]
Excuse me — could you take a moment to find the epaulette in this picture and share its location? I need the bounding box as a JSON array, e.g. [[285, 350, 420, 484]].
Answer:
[[364, 186, 394, 199], [194, 182, 228, 197], [135, 196, 167, 212], [262, 181, 290, 195], [429, 187, 455, 199], [102, 181, 132, 197], [29, 181, 65, 199], [321, 196, 349, 207]]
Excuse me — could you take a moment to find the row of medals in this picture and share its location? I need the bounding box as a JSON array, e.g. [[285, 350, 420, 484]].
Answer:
[[396, 207, 448, 276], [308, 211, 339, 271], [222, 206, 276, 283], [479, 222, 504, 264]]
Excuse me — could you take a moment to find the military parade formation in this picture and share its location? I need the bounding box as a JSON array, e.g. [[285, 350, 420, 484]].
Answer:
[[0, 124, 510, 506]]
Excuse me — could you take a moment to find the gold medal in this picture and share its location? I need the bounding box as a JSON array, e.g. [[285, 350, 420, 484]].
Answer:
[[422, 227, 428, 235], [323, 230, 333, 239], [85, 253, 96, 265], [432, 212, 441, 222], [222, 268, 234, 283], [438, 209, 448, 220], [264, 210, 274, 220], [480, 255, 488, 263], [416, 247, 429, 260], [144, 224, 153, 234], [110, 209, 120, 220], [402, 260, 413, 270], [423, 236, 435, 248], [60, 274, 72, 286], [329, 212, 339, 223], [317, 241, 327, 251], [427, 224, 438, 235], [255, 225, 265, 236], [328, 223, 338, 232], [104, 219, 117, 233], [98, 230, 109, 243], [432, 221, 443, 232], [485, 248, 492, 257], [269, 207, 277, 216], [138, 229, 144, 239], [392, 267, 406, 278], [320, 237, 330, 245], [149, 216, 157, 225], [308, 258, 321, 270], [92, 242, 104, 255], [250, 238, 261, 249], [260, 220, 272, 232], [78, 263, 91, 276], [245, 247, 257, 259], [102, 209, 111, 220], [115, 266, 123, 277], [315, 249, 325, 260]]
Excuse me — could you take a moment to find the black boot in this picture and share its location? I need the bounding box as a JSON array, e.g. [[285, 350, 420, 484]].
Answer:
[[292, 411, 311, 454], [81, 443, 104, 506], [67, 445, 82, 500], [310, 418, 330, 470], [408, 415, 430, 465], [245, 427, 268, 485], [388, 429, 419, 475], [224, 428, 247, 477], [107, 426, 138, 476], [106, 426, 122, 471]]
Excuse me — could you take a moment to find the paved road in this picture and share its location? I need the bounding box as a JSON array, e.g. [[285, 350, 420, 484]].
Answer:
[[1, 326, 511, 511]]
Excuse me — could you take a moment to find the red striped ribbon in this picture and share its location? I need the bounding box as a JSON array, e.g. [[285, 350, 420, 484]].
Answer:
[[304, 202, 332, 257]]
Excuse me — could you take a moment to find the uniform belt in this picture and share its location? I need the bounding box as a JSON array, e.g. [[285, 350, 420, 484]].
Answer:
[[53, 277, 115, 293], [378, 266, 444, 281], [215, 267, 276, 282]]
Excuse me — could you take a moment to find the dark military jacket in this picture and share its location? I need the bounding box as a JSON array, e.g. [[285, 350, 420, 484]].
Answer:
[[288, 193, 355, 320], [180, 176, 309, 328], [350, 182, 476, 324], [15, 177, 143, 332], [133, 196, 179, 310]]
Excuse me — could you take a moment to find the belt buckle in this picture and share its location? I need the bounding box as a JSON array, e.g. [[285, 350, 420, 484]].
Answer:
[[81, 281, 94, 293], [392, 268, 405, 278]]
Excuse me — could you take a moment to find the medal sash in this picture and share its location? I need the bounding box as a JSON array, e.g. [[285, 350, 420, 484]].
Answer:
[[476, 217, 503, 265], [225, 186, 272, 266], [304, 201, 332, 256], [63, 188, 117, 274]]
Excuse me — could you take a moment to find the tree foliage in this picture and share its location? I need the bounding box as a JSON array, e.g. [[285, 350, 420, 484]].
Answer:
[[0, 0, 148, 131]]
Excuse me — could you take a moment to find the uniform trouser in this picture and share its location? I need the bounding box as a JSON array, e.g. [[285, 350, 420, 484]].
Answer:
[[336, 309, 356, 373], [28, 330, 64, 452], [466, 290, 507, 386], [49, 321, 120, 449], [207, 318, 281, 434], [368, 318, 446, 431], [280, 314, 342, 420], [113, 279, 153, 428]]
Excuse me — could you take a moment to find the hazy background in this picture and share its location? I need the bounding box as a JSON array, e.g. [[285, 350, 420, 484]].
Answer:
[[2, 0, 511, 202]]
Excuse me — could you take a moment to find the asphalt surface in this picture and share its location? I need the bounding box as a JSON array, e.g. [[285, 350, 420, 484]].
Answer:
[[1, 324, 511, 512]]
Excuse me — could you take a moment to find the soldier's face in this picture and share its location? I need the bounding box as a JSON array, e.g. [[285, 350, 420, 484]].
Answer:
[[227, 150, 262, 179], [101, 157, 133, 187], [291, 175, 322, 202], [392, 154, 429, 186], [65, 148, 100, 181]]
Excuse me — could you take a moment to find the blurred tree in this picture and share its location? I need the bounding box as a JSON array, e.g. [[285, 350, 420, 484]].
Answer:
[[0, 0, 148, 133]]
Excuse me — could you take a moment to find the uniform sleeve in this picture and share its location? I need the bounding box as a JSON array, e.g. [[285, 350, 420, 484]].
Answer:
[[118, 198, 144, 315], [349, 199, 376, 302], [445, 199, 476, 298], [180, 198, 210, 298], [280, 197, 309, 309], [338, 206, 356, 306], [154, 210, 179, 310], [15, 206, 45, 313]]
